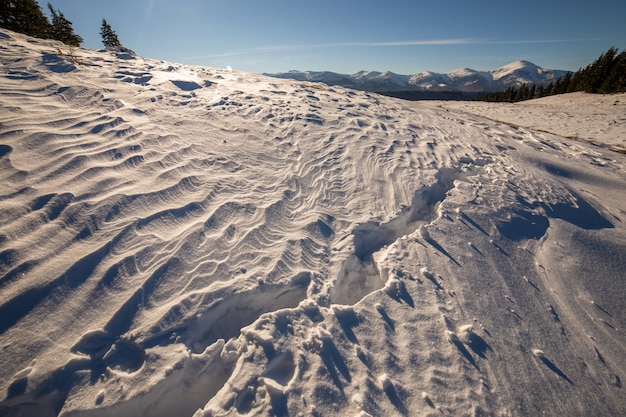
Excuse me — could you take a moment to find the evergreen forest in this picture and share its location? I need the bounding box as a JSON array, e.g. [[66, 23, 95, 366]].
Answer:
[[477, 48, 626, 102], [0, 0, 123, 49], [0, 0, 81, 47]]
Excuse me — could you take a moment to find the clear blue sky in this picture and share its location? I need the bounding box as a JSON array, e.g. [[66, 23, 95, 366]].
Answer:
[[44, 0, 625, 75]]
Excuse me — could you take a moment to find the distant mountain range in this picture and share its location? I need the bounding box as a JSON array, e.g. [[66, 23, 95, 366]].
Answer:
[[264, 61, 569, 95]]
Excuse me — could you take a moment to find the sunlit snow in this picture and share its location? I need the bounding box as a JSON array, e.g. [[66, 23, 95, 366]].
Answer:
[[1, 29, 625, 417]]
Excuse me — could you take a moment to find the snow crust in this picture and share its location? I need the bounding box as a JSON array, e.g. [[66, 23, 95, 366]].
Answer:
[[1, 29, 626, 416]]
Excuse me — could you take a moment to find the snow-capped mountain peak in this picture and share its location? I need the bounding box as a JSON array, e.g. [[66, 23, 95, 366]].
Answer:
[[448, 67, 479, 77], [492, 60, 547, 81], [266, 61, 569, 93]]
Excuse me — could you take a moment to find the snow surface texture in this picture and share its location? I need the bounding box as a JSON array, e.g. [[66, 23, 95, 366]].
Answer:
[[1, 29, 625, 417], [427, 95, 626, 154]]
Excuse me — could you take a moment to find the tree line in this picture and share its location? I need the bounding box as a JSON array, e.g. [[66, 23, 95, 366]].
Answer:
[[0, 0, 122, 48], [477, 48, 626, 102]]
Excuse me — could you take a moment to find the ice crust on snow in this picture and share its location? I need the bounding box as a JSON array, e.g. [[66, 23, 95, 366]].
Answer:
[[1, 29, 626, 416]]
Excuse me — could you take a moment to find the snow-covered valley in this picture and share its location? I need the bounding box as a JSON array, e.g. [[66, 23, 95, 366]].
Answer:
[[1, 30, 625, 417]]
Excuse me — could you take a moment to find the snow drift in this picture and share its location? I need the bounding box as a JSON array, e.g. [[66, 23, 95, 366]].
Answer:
[[1, 29, 625, 417]]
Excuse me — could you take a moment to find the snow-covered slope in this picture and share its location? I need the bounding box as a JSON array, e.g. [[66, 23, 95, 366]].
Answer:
[[1, 29, 625, 417], [266, 61, 568, 92], [424, 93, 626, 153]]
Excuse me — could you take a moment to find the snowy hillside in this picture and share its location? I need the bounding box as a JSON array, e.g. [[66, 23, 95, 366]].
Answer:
[[1, 29, 625, 417], [266, 61, 568, 92]]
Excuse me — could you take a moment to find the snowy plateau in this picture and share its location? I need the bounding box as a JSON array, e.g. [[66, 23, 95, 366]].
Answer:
[[1, 29, 626, 417]]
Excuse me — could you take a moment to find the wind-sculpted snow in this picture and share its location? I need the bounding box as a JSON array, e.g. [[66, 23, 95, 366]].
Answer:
[[1, 30, 626, 417]]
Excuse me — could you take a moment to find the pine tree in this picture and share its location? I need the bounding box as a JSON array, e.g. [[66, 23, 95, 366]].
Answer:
[[598, 49, 625, 93], [100, 18, 121, 48], [560, 72, 572, 93], [507, 86, 516, 102], [513, 84, 528, 102], [565, 48, 624, 94], [0, 0, 52, 39], [537, 85, 546, 98], [47, 3, 82, 46], [591, 48, 618, 93]]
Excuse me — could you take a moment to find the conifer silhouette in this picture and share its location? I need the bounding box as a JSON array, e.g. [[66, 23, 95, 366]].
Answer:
[[0, 0, 52, 39], [100, 18, 121, 48], [47, 3, 82, 46]]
